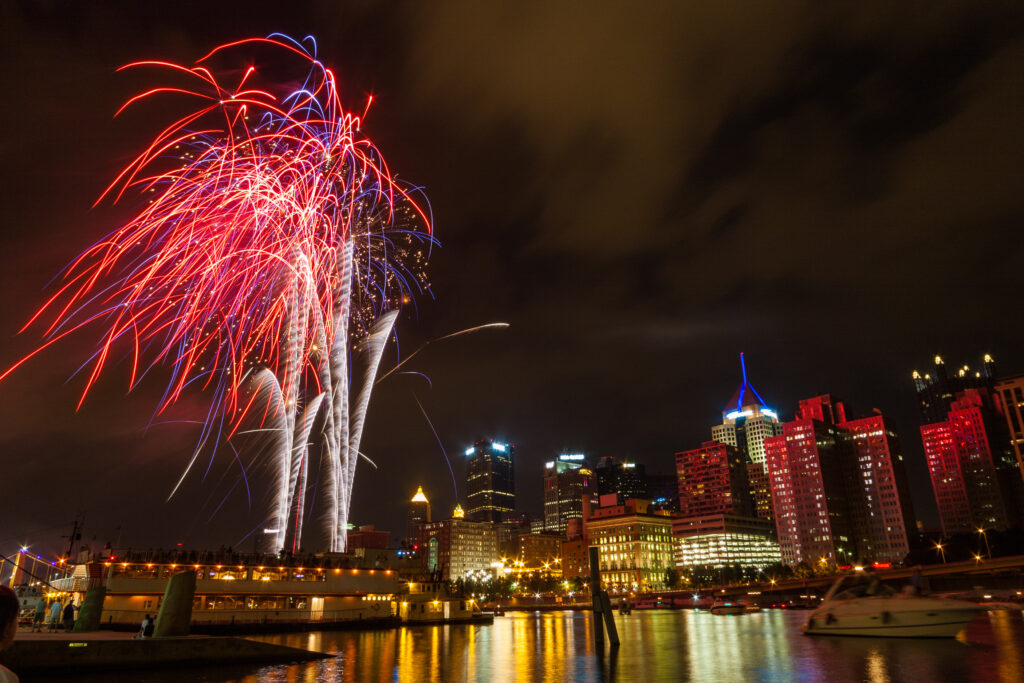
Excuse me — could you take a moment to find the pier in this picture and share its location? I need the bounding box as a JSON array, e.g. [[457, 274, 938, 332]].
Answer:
[[1, 630, 329, 674]]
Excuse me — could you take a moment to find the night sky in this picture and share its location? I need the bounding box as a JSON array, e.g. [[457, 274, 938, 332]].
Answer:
[[2, 1, 1023, 560]]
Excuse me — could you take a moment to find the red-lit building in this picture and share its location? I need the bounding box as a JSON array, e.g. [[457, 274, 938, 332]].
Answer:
[[922, 389, 1015, 535], [842, 415, 917, 563], [561, 518, 590, 581], [675, 441, 754, 518], [347, 525, 390, 550], [765, 402, 852, 567], [765, 395, 916, 566]]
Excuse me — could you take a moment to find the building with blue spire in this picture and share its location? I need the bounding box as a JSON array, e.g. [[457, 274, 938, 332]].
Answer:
[[711, 353, 781, 470], [710, 353, 781, 523]]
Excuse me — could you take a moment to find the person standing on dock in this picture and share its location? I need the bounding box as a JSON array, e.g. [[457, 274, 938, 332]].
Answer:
[[61, 601, 75, 632], [31, 597, 44, 633], [137, 614, 153, 639], [47, 599, 61, 632], [0, 586, 21, 682]]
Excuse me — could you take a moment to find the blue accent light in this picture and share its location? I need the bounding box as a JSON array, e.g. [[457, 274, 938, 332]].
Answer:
[[492, 442, 507, 453], [465, 447, 475, 456]]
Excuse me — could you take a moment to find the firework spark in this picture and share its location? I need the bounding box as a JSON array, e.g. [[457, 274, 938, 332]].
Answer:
[[4, 35, 432, 552]]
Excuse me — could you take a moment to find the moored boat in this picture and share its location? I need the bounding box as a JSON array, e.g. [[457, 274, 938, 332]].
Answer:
[[803, 577, 983, 638], [709, 599, 747, 615]]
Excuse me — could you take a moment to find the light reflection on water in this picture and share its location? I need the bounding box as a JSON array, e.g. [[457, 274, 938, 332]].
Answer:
[[24, 609, 1024, 683]]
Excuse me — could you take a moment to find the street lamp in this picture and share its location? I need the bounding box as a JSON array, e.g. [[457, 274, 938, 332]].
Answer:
[[934, 541, 947, 564], [973, 554, 983, 565], [977, 528, 992, 558]]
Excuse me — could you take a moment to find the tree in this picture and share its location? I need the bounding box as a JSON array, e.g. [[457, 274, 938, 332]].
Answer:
[[664, 567, 681, 589]]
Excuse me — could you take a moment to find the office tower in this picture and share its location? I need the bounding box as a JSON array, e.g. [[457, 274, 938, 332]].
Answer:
[[543, 453, 597, 533], [675, 441, 754, 518], [841, 414, 917, 563], [711, 354, 782, 524], [584, 495, 674, 591], [764, 396, 854, 566], [407, 486, 431, 543], [912, 354, 996, 424], [765, 395, 916, 566], [418, 510, 499, 581], [993, 374, 1024, 481], [711, 353, 783, 471], [922, 388, 1021, 535], [595, 456, 647, 502], [673, 515, 781, 570], [465, 439, 516, 523]]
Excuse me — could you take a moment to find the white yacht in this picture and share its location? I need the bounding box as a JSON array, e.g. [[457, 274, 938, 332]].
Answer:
[[803, 576, 983, 638]]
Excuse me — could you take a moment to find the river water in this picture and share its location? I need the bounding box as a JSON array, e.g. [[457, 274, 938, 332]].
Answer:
[[26, 609, 1024, 682]]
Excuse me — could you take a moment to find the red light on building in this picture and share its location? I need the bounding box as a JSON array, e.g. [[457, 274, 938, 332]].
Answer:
[[922, 389, 1014, 536], [675, 441, 754, 518]]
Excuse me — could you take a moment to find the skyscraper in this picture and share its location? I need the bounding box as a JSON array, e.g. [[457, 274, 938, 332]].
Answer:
[[711, 353, 783, 470], [912, 354, 996, 424], [711, 354, 782, 522], [841, 414, 917, 563], [993, 374, 1024, 482], [922, 388, 1019, 535], [765, 395, 916, 566], [407, 486, 431, 543], [543, 453, 597, 533], [465, 439, 516, 523], [595, 456, 647, 502], [765, 398, 854, 566], [675, 441, 754, 518]]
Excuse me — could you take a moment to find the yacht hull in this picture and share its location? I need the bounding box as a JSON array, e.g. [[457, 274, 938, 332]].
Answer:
[[803, 600, 981, 638]]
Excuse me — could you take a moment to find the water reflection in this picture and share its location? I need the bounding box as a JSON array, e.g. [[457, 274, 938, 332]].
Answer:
[[24, 609, 1024, 683]]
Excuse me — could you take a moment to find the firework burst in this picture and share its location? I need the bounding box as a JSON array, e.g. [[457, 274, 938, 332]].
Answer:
[[5, 34, 432, 552]]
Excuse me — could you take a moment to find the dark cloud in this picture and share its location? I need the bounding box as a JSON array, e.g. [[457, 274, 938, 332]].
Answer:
[[1, 1, 1022, 555]]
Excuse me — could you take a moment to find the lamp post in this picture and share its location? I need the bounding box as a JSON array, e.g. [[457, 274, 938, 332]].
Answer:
[[934, 541, 947, 564], [977, 528, 992, 558]]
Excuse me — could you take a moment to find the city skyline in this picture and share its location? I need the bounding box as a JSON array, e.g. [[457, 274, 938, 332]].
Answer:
[[3, 3, 1024, 557]]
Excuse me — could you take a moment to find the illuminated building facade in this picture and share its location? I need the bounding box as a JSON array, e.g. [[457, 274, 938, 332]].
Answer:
[[912, 354, 996, 424], [675, 441, 754, 518], [417, 510, 499, 581], [711, 354, 783, 470], [406, 486, 431, 543], [922, 389, 1019, 535], [561, 518, 589, 580], [746, 463, 773, 522], [841, 415, 917, 563], [711, 354, 782, 523], [765, 396, 855, 567], [766, 395, 917, 566], [672, 515, 781, 569], [595, 456, 647, 503], [994, 374, 1024, 481], [584, 494, 673, 590], [465, 439, 516, 523], [513, 532, 563, 574], [543, 453, 597, 532]]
